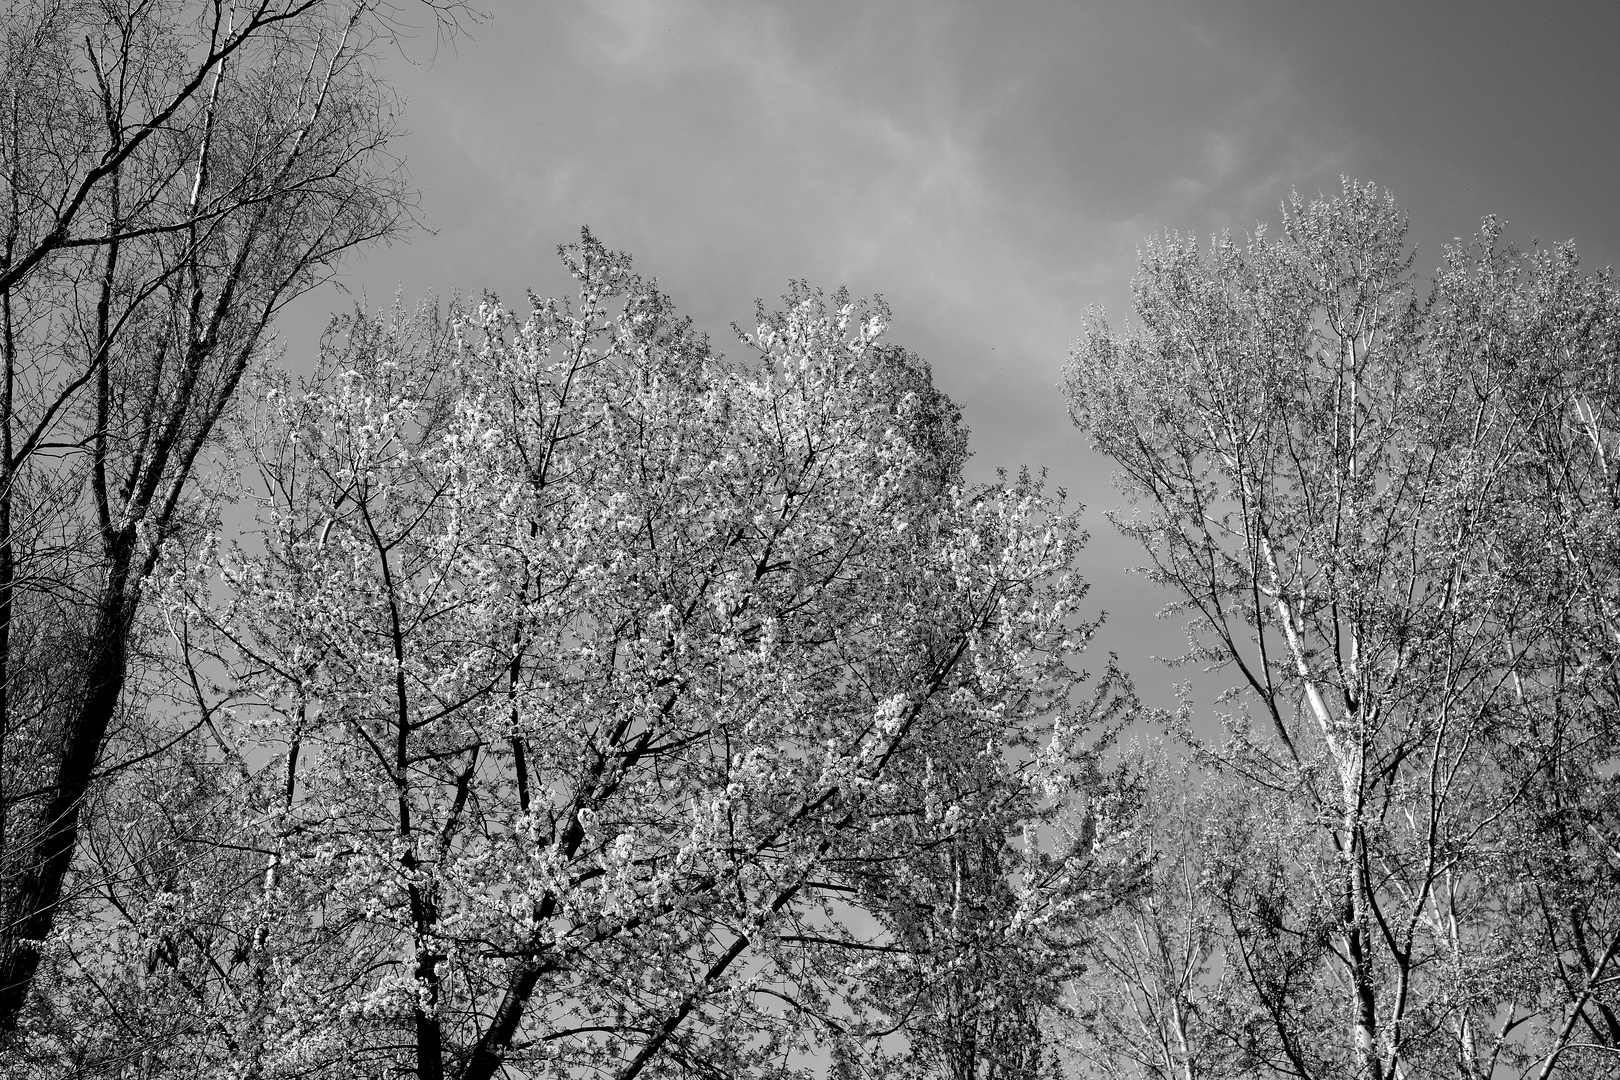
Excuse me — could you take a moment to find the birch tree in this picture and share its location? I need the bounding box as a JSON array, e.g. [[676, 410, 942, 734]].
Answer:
[[1430, 228, 1620, 1080], [1064, 181, 1620, 1080]]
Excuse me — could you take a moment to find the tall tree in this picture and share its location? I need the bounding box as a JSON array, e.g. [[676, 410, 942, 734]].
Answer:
[[0, 0, 462, 1032], [1065, 181, 1620, 1079], [69, 234, 1131, 1079], [1429, 227, 1620, 1080]]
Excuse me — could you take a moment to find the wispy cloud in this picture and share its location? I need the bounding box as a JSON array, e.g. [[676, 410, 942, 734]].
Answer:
[[275, 0, 1620, 699]]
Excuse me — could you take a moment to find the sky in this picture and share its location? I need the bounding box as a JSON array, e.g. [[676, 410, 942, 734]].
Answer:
[[285, 0, 1620, 709]]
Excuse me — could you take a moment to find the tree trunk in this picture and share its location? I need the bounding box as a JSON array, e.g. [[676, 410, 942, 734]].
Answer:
[[1346, 829, 1383, 1080], [0, 545, 132, 1030]]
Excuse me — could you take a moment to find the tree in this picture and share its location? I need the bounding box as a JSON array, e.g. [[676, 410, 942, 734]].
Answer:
[[864, 669, 1145, 1080], [1064, 181, 1620, 1079], [1062, 748, 1233, 1080], [64, 233, 1130, 1079], [0, 0, 464, 1032], [1429, 228, 1620, 1079]]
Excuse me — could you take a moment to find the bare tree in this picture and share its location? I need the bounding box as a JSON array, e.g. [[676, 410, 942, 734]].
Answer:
[[0, 0, 464, 1033]]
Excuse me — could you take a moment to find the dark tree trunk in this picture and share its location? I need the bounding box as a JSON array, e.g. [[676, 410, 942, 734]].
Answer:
[[0, 544, 132, 1031]]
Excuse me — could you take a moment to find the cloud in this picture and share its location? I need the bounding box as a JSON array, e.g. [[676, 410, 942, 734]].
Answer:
[[351, 0, 1355, 467]]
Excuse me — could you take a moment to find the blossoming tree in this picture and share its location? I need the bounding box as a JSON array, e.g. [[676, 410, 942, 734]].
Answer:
[[49, 233, 1132, 1079]]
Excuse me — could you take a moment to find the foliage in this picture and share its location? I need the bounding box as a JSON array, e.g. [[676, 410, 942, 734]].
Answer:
[[1064, 180, 1620, 1080], [0, 0, 467, 1036], [18, 234, 1135, 1079]]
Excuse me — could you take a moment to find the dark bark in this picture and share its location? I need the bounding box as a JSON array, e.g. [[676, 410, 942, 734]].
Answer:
[[0, 0, 425, 1034], [0, 536, 133, 1028]]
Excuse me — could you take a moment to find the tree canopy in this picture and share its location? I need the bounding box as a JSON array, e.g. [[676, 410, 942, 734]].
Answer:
[[2, 20, 1617, 1072], [4, 232, 1134, 1079], [1065, 180, 1620, 1080]]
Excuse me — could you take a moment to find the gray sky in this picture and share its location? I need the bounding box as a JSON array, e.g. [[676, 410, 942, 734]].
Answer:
[[287, 0, 1620, 706]]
